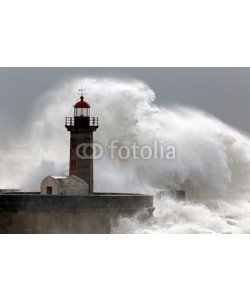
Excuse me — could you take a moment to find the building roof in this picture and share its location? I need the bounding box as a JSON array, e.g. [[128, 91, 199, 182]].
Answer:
[[74, 96, 90, 109], [45, 175, 88, 188], [50, 176, 71, 186]]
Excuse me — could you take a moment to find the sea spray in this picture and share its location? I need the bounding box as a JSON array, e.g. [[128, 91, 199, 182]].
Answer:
[[111, 195, 250, 233], [1, 77, 250, 232]]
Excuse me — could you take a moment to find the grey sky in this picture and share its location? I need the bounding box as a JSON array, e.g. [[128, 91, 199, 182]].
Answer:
[[0, 68, 250, 135]]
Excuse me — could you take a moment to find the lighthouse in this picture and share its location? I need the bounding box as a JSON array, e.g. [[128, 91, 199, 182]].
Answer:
[[0, 86, 154, 234], [65, 89, 99, 194]]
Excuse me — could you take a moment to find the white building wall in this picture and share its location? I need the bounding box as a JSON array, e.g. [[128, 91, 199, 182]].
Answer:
[[40, 177, 59, 195], [41, 176, 89, 195]]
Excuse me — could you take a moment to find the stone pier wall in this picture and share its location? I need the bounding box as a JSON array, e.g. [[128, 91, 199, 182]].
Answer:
[[0, 193, 154, 234]]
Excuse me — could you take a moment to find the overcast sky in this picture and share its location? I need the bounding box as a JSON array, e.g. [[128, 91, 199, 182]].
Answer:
[[0, 68, 250, 135]]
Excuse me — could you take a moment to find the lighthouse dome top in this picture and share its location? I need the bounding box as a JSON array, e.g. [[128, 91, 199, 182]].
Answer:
[[74, 96, 90, 108]]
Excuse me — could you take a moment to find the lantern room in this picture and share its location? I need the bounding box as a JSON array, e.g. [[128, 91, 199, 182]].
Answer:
[[74, 95, 90, 117], [65, 90, 99, 131]]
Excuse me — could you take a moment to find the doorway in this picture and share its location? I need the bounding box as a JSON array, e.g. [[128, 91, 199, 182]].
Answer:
[[46, 186, 52, 195]]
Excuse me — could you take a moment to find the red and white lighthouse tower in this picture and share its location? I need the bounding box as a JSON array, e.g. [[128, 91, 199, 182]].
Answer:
[[65, 90, 99, 194]]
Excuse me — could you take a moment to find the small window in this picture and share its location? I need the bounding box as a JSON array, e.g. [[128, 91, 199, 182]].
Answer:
[[70, 160, 77, 171], [71, 138, 78, 148]]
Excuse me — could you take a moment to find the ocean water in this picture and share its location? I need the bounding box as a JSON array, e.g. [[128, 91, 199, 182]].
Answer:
[[110, 196, 250, 233]]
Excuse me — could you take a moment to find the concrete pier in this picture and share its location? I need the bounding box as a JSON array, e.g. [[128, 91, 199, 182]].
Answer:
[[0, 193, 154, 233]]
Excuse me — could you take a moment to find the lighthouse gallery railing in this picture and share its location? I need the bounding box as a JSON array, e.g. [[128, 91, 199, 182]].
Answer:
[[65, 117, 99, 127]]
